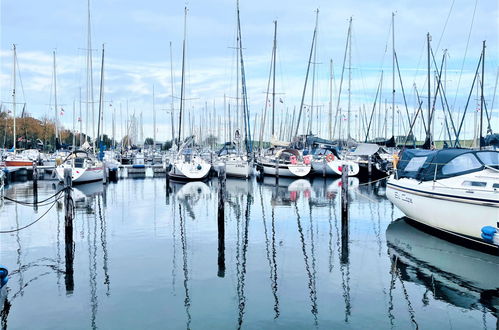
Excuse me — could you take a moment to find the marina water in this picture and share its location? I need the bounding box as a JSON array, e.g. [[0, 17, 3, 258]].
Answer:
[[0, 175, 497, 329]]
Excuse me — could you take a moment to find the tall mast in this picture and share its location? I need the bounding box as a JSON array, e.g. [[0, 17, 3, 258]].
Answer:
[[169, 41, 175, 143], [87, 0, 95, 149], [391, 12, 395, 138], [347, 17, 352, 139], [309, 14, 318, 135], [426, 33, 432, 146], [53, 50, 59, 146], [153, 84, 156, 149], [236, 0, 252, 154], [72, 100, 76, 148], [79, 87, 83, 146], [294, 9, 319, 138], [177, 7, 188, 145], [96, 44, 105, 151], [271, 20, 277, 137], [12, 44, 16, 151], [328, 59, 333, 140], [480, 40, 485, 150]]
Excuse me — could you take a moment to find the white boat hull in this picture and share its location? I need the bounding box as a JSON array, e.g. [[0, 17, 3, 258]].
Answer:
[[311, 159, 359, 177], [387, 178, 499, 241], [220, 157, 253, 178], [259, 161, 311, 177], [169, 159, 211, 181], [56, 166, 103, 184]]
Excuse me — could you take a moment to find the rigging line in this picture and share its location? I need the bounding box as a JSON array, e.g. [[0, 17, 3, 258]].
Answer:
[[0, 198, 59, 234], [14, 51, 27, 105], [450, 0, 478, 112], [435, 0, 455, 52]]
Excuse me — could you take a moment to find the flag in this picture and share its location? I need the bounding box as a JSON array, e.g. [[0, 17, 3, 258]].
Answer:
[[279, 98, 283, 103], [78, 117, 82, 122], [60, 107, 65, 115]]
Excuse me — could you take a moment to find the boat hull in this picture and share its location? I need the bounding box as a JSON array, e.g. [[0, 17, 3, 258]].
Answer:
[[258, 161, 311, 177], [222, 158, 253, 178], [387, 179, 499, 253], [311, 159, 359, 177], [5, 160, 33, 167], [56, 166, 104, 184], [169, 161, 211, 181]]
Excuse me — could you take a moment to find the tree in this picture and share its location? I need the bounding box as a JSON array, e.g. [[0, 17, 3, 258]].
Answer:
[[144, 137, 154, 145]]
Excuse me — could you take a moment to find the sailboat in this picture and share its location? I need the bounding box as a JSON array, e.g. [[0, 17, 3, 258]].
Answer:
[[55, 6, 103, 184], [218, 2, 254, 179], [169, 7, 211, 182], [256, 19, 312, 178], [4, 45, 34, 168]]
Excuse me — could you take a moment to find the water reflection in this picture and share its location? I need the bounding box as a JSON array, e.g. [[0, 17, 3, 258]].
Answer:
[[387, 218, 499, 326], [1, 178, 497, 329]]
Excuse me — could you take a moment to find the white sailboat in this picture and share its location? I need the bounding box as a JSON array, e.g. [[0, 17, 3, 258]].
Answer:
[[55, 149, 103, 184], [387, 148, 499, 254], [168, 8, 211, 182]]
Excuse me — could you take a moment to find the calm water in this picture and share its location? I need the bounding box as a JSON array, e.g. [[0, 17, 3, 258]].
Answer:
[[0, 174, 497, 329]]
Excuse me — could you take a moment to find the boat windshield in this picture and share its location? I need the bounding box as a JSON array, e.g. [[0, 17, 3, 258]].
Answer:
[[476, 151, 499, 167], [441, 153, 482, 176]]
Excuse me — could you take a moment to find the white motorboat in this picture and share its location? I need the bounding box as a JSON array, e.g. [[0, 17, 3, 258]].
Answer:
[[387, 148, 499, 254], [257, 148, 311, 178], [311, 147, 359, 177], [55, 150, 104, 184]]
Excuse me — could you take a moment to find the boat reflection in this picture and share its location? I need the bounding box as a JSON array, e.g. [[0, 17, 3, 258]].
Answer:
[[262, 176, 312, 205], [386, 218, 499, 321]]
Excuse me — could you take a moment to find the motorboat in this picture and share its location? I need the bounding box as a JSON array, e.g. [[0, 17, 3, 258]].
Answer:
[[257, 148, 311, 178], [55, 150, 104, 184], [387, 148, 499, 254]]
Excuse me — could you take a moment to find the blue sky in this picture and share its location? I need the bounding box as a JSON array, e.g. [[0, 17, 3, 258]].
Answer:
[[1, 0, 498, 142]]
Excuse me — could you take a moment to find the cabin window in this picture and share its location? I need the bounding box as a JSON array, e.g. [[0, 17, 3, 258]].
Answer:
[[476, 151, 499, 167], [462, 181, 487, 187], [441, 154, 482, 175], [404, 156, 427, 172], [493, 183, 499, 189]]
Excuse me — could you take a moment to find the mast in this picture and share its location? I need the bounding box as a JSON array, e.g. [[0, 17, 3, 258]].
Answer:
[[72, 100, 76, 148], [271, 20, 277, 137], [309, 15, 318, 136], [480, 40, 485, 150], [328, 59, 333, 140], [294, 9, 319, 138], [12, 44, 16, 151], [79, 87, 83, 146], [177, 7, 188, 146], [391, 12, 395, 138], [236, 0, 252, 155], [426, 33, 432, 147], [347, 17, 352, 139], [87, 0, 95, 149], [153, 84, 156, 150], [96, 44, 105, 151], [53, 50, 59, 148], [169, 41, 175, 143]]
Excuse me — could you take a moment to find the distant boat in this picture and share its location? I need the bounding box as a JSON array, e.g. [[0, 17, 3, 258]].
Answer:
[[257, 147, 311, 178], [387, 148, 499, 254], [168, 8, 211, 182], [55, 150, 103, 184], [311, 146, 359, 177]]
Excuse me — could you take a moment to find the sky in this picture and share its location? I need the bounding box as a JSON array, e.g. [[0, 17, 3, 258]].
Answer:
[[1, 0, 498, 144]]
